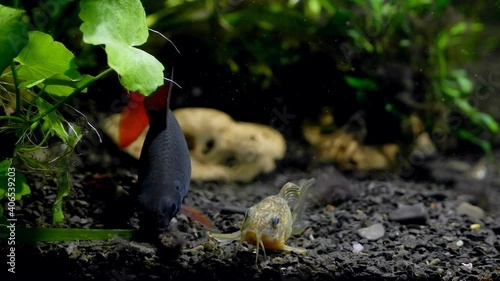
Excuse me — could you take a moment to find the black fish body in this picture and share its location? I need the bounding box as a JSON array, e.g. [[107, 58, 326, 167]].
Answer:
[[138, 106, 191, 233]]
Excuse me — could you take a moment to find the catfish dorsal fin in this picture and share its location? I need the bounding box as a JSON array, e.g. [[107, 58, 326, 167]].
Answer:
[[278, 178, 315, 235], [278, 182, 302, 208]]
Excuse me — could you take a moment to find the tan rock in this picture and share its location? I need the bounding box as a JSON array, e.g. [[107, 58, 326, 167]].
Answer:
[[174, 108, 286, 182], [303, 111, 434, 171], [101, 113, 147, 160], [101, 107, 286, 182]]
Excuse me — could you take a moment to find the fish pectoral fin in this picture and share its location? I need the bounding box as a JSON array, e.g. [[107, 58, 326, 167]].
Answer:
[[291, 220, 309, 236], [207, 230, 241, 244], [281, 244, 307, 254], [180, 205, 215, 229]]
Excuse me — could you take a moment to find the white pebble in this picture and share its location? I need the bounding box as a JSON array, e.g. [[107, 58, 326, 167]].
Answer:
[[456, 240, 464, 247], [352, 242, 364, 253], [461, 263, 473, 269]]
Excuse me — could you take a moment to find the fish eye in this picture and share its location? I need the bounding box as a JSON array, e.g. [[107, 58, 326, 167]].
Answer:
[[270, 215, 280, 228], [162, 203, 177, 216]]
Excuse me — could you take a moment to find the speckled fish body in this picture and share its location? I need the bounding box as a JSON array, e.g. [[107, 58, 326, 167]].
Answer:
[[208, 178, 315, 262], [138, 101, 191, 232]]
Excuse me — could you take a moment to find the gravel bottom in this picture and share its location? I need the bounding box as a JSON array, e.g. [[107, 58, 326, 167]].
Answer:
[[2, 148, 500, 281]]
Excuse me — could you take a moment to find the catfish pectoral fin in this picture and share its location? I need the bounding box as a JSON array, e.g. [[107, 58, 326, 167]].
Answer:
[[207, 230, 241, 244]]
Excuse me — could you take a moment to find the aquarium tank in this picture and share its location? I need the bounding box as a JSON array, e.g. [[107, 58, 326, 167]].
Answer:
[[0, 0, 499, 280]]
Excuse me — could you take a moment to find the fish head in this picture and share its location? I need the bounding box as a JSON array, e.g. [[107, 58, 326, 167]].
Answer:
[[156, 194, 181, 231], [240, 196, 293, 253], [140, 181, 184, 232]]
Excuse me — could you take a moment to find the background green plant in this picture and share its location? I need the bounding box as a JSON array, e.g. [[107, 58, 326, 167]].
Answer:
[[143, 0, 498, 152]]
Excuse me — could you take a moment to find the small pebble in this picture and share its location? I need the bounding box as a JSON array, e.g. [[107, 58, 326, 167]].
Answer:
[[401, 235, 418, 249], [429, 202, 438, 209], [309, 234, 315, 241], [456, 240, 464, 247], [325, 205, 336, 212], [470, 224, 481, 230], [485, 233, 496, 246], [66, 242, 77, 255], [357, 223, 385, 240], [456, 202, 485, 220], [352, 242, 364, 253], [429, 258, 441, 266], [389, 203, 428, 224], [461, 263, 473, 272]]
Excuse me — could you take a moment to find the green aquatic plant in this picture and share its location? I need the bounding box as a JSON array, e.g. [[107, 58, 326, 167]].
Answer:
[[144, 0, 498, 154], [0, 0, 166, 227], [0, 225, 134, 243], [334, 0, 498, 153]]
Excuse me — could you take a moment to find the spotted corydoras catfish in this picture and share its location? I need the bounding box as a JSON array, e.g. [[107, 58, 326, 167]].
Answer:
[[208, 178, 315, 263]]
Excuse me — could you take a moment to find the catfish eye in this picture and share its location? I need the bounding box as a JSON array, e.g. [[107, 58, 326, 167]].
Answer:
[[270, 215, 280, 228]]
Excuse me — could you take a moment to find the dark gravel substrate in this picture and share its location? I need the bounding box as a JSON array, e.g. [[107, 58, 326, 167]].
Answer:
[[2, 144, 500, 281]]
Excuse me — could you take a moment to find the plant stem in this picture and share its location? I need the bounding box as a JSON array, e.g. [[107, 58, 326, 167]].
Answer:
[[10, 62, 21, 117], [26, 85, 47, 117], [17, 129, 52, 152], [0, 115, 25, 122], [31, 68, 114, 124]]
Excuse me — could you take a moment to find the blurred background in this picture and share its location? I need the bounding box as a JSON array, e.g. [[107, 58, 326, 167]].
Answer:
[[17, 0, 500, 165]]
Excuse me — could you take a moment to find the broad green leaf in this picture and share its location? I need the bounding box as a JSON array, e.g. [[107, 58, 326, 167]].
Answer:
[[67, 122, 83, 148], [79, 0, 148, 46], [15, 31, 78, 87], [106, 43, 164, 95], [42, 74, 94, 97], [13, 170, 30, 200], [0, 159, 31, 201], [0, 5, 28, 73], [79, 0, 164, 95], [36, 98, 69, 143]]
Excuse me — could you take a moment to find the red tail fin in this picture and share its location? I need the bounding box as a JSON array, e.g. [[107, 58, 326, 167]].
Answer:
[[118, 83, 172, 148], [119, 92, 149, 148], [180, 204, 215, 229], [144, 83, 170, 111]]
